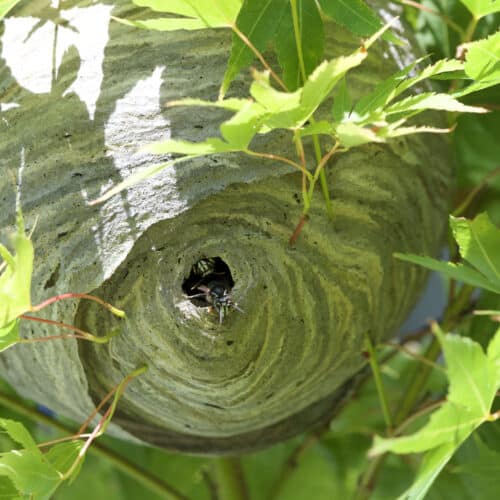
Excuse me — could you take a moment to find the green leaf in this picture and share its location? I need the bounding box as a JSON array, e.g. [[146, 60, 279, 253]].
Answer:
[[332, 77, 352, 122], [442, 330, 497, 414], [0, 319, 20, 352], [451, 213, 500, 285], [385, 92, 488, 115], [249, 71, 301, 114], [299, 120, 334, 137], [464, 32, 500, 81], [318, 0, 399, 43], [355, 58, 462, 116], [0, 476, 21, 499], [381, 125, 451, 138], [354, 58, 423, 116], [144, 137, 241, 154], [0, 448, 61, 500], [0, 210, 33, 328], [334, 122, 383, 148], [459, 0, 500, 18], [0, 0, 21, 21], [133, 0, 202, 16], [454, 113, 500, 190], [391, 58, 465, 99], [219, 100, 267, 148], [133, 0, 241, 28], [274, 0, 325, 91], [454, 31, 500, 96], [451, 434, 500, 490], [372, 402, 480, 455], [46, 441, 84, 484], [221, 0, 289, 96], [394, 253, 500, 294], [371, 327, 500, 499], [169, 96, 267, 147], [259, 51, 367, 129], [486, 326, 500, 387], [0, 420, 67, 500], [95, 23, 389, 204], [167, 97, 249, 111], [89, 158, 194, 205], [397, 442, 457, 500], [0, 419, 39, 452]]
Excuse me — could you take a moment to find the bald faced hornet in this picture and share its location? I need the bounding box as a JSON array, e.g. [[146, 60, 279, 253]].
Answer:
[[184, 257, 242, 324], [188, 280, 243, 324], [191, 257, 219, 279]]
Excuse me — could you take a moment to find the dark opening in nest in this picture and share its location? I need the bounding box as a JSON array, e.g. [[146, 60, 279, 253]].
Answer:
[[182, 257, 234, 308]]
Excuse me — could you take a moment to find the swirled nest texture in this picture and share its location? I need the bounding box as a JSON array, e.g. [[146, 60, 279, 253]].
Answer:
[[0, 0, 451, 453]]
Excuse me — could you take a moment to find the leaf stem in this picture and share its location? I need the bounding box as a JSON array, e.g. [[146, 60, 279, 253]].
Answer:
[[463, 15, 478, 43], [366, 335, 393, 432], [290, 0, 307, 83], [268, 429, 326, 500], [212, 457, 249, 500], [290, 0, 334, 219], [395, 398, 445, 435], [393, 336, 440, 427], [353, 454, 385, 500], [394, 284, 474, 426], [245, 149, 311, 178], [357, 284, 475, 496], [398, 0, 465, 37], [383, 342, 446, 372], [31, 292, 125, 318], [228, 23, 287, 94], [452, 165, 500, 217], [20, 314, 117, 344]]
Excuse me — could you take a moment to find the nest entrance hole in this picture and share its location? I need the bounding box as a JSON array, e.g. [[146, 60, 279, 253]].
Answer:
[[182, 257, 234, 308]]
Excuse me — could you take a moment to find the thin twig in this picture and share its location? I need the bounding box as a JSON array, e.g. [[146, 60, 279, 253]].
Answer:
[[32, 292, 125, 317], [395, 398, 445, 435], [20, 314, 114, 344], [383, 342, 445, 372], [453, 166, 500, 217], [268, 428, 327, 500], [398, 0, 465, 37], [245, 149, 311, 177], [366, 335, 393, 432], [213, 456, 249, 500], [228, 23, 288, 93], [20, 314, 92, 338]]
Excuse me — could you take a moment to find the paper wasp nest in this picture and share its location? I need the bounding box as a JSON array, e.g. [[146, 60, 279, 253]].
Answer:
[[0, 1, 451, 453]]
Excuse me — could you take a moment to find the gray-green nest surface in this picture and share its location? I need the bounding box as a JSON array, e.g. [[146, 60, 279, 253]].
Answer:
[[0, 0, 451, 453]]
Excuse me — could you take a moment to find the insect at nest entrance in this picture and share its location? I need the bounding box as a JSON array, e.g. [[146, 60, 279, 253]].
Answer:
[[182, 257, 242, 324], [182, 257, 235, 309]]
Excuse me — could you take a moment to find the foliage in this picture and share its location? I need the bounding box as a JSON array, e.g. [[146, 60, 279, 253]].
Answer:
[[0, 0, 22, 20], [371, 324, 500, 499], [0, 418, 83, 500], [1, 0, 500, 499], [93, 0, 489, 250], [0, 367, 147, 499], [396, 212, 500, 294], [0, 207, 124, 351], [0, 208, 33, 330]]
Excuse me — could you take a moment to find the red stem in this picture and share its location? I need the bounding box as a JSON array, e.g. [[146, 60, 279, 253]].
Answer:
[[20, 314, 92, 339], [289, 215, 309, 246], [31, 293, 120, 315]]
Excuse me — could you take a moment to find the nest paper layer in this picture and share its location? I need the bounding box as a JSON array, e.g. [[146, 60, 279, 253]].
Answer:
[[0, 0, 451, 453]]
